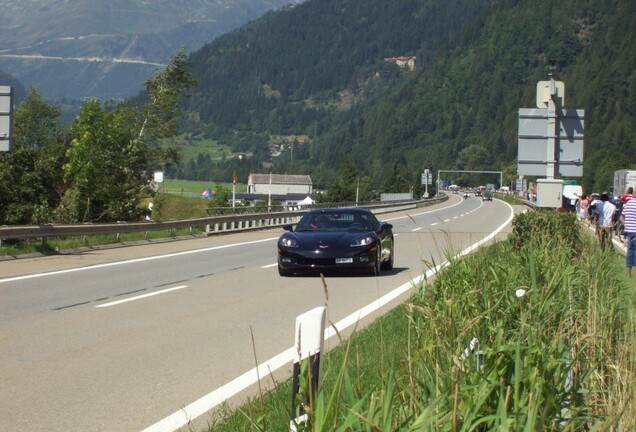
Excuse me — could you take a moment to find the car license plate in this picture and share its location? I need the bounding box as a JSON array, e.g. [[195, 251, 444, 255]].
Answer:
[[336, 258, 353, 264]]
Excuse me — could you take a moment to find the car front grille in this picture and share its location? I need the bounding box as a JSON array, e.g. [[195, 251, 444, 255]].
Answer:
[[296, 257, 335, 266]]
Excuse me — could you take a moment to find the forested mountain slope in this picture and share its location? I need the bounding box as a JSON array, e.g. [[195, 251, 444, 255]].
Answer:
[[187, 0, 492, 135], [330, 0, 636, 194], [184, 0, 634, 194]]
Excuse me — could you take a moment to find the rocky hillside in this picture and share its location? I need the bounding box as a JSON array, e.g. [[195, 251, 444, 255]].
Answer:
[[0, 0, 301, 100]]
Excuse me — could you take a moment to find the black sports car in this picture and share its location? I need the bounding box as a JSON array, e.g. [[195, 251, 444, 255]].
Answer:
[[277, 208, 394, 276]]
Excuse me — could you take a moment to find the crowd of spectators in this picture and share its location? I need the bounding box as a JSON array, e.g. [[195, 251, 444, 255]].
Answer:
[[574, 187, 634, 276]]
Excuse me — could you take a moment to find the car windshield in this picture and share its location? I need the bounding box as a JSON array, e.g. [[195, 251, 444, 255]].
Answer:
[[296, 211, 373, 232]]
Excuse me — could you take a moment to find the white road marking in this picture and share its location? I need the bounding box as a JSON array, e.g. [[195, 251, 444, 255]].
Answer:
[[0, 237, 279, 284], [384, 198, 463, 222], [140, 347, 297, 432], [411, 227, 422, 232], [141, 201, 516, 432], [0, 202, 460, 285], [95, 286, 188, 308]]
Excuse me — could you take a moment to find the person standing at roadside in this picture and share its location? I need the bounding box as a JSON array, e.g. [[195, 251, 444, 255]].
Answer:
[[621, 188, 636, 277], [595, 192, 616, 251], [578, 194, 590, 224], [621, 187, 633, 204], [589, 193, 601, 226]]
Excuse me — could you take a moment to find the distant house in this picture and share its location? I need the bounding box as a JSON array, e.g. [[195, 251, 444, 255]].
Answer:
[[247, 173, 312, 195], [239, 173, 314, 207], [383, 56, 417, 72]]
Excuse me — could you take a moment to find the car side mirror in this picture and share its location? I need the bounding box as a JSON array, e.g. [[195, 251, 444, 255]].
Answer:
[[282, 224, 294, 232], [378, 222, 392, 232]]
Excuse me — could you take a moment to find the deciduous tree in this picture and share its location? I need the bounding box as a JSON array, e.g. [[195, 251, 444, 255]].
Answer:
[[0, 88, 67, 224], [61, 49, 196, 222]]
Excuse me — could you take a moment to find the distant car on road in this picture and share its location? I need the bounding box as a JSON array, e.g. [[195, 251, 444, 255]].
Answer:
[[277, 208, 394, 276], [483, 191, 493, 201]]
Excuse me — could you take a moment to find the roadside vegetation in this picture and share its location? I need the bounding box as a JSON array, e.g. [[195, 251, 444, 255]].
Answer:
[[0, 50, 196, 226], [0, 191, 223, 257], [167, 135, 230, 163], [204, 211, 635, 431], [159, 179, 246, 197], [492, 192, 525, 206]]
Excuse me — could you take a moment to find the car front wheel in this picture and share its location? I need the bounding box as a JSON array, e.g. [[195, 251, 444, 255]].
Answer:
[[371, 246, 382, 276], [381, 239, 394, 271], [278, 264, 291, 276]]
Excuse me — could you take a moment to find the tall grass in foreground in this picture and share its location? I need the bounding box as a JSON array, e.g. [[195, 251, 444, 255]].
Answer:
[[206, 211, 635, 431]]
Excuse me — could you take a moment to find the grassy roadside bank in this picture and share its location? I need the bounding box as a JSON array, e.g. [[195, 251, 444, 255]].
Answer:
[[0, 180, 241, 257], [0, 193, 215, 257], [204, 211, 635, 431]]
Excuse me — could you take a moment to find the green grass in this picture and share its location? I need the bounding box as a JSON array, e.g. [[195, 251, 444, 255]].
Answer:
[[204, 211, 636, 431], [0, 194, 216, 256], [0, 227, 208, 257], [160, 179, 247, 196], [166, 134, 233, 163], [493, 192, 525, 205]]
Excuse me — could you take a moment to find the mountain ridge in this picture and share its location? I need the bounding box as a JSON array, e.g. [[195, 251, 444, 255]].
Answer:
[[0, 0, 302, 100]]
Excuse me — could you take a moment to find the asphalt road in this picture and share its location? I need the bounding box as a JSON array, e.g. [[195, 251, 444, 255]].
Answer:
[[0, 196, 520, 432]]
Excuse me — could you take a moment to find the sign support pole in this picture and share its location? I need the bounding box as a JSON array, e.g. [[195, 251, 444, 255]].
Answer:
[[546, 69, 558, 179]]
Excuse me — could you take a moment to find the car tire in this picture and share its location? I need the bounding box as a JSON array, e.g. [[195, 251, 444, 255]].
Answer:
[[278, 264, 291, 277], [381, 238, 394, 271], [371, 246, 382, 276]]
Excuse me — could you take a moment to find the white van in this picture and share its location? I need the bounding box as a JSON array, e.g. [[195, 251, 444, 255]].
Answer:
[[562, 185, 583, 210]]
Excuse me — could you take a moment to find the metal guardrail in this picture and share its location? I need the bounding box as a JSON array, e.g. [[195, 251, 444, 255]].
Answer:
[[204, 199, 407, 216], [0, 196, 447, 248], [0, 210, 298, 240]]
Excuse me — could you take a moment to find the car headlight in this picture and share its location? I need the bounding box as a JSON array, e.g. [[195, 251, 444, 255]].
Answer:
[[279, 236, 299, 248], [350, 235, 375, 247]]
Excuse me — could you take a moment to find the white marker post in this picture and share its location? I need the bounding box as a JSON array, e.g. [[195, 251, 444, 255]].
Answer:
[[290, 306, 326, 432]]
